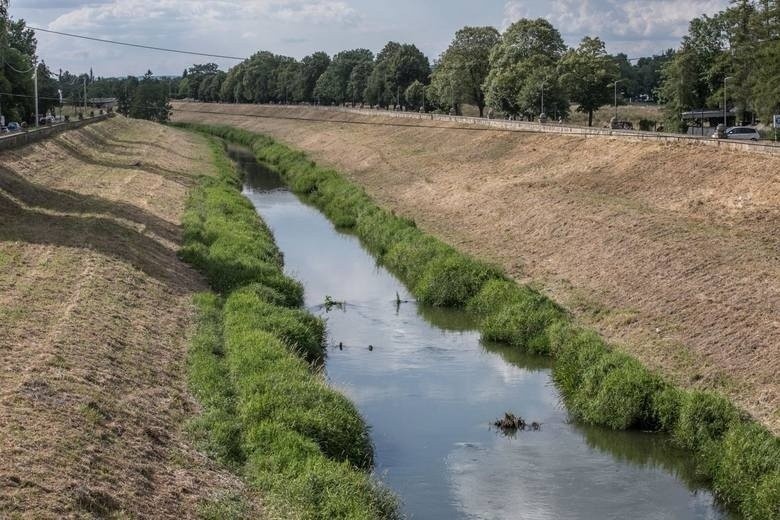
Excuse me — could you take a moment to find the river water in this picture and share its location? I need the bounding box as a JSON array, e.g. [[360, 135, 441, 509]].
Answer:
[[230, 144, 736, 520]]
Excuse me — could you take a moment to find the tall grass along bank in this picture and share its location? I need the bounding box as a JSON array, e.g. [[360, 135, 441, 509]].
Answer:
[[177, 123, 779, 519], [182, 137, 398, 519]]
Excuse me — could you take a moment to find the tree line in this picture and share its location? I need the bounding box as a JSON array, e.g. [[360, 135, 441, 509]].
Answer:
[[177, 19, 673, 126], [0, 4, 172, 124], [177, 2, 779, 130], [7, 0, 778, 130], [0, 2, 60, 124]]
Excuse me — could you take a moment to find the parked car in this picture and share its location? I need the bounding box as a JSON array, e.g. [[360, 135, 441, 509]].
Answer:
[[6, 122, 21, 132], [716, 126, 761, 141]]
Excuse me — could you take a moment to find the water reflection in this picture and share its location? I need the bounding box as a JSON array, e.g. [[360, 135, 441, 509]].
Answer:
[[229, 144, 737, 520]]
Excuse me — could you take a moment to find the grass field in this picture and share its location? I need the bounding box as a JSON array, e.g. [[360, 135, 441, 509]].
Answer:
[[0, 118, 261, 517]]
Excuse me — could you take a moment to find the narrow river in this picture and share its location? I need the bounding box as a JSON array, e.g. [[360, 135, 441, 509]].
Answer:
[[230, 144, 736, 520]]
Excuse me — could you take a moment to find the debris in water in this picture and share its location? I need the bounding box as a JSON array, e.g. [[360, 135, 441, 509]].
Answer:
[[368, 344, 374, 351], [494, 412, 525, 431], [395, 292, 409, 305], [492, 412, 541, 435], [323, 295, 345, 312]]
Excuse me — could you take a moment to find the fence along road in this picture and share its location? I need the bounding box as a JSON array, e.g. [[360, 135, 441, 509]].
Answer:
[[175, 101, 780, 157]]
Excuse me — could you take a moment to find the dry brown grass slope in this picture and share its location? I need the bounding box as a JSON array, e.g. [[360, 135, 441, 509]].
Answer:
[[172, 101, 780, 435], [0, 117, 259, 518]]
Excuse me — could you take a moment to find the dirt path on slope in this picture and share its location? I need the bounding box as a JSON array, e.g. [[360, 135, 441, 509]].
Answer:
[[0, 117, 259, 518], [172, 102, 780, 434]]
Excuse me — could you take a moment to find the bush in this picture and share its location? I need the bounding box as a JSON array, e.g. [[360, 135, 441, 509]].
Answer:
[[414, 255, 503, 307], [467, 279, 540, 315], [551, 324, 610, 398], [639, 119, 657, 131], [382, 233, 453, 288], [226, 288, 325, 362], [480, 301, 565, 355], [710, 422, 780, 513], [674, 391, 740, 452], [650, 385, 684, 432], [742, 470, 780, 520], [574, 353, 663, 430]]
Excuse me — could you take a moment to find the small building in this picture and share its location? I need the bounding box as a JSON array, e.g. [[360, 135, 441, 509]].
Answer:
[[681, 108, 739, 136], [88, 97, 117, 110]]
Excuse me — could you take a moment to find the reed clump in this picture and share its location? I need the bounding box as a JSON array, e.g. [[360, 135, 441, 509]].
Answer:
[[182, 136, 399, 519]]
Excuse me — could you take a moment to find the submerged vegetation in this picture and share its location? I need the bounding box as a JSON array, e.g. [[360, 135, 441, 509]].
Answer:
[[177, 123, 780, 519], [183, 138, 398, 518]]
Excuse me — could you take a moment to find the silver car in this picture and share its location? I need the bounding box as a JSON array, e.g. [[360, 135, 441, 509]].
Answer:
[[724, 126, 761, 141]]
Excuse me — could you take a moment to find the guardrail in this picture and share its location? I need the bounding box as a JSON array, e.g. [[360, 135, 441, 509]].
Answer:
[[0, 113, 114, 152], [235, 103, 780, 157]]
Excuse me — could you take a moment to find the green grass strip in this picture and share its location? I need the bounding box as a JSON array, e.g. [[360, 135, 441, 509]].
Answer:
[[183, 136, 399, 519], [177, 123, 779, 520]]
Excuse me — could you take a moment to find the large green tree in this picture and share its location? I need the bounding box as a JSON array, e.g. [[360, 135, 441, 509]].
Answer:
[[560, 37, 618, 126], [365, 42, 430, 107], [314, 48, 373, 104], [184, 63, 219, 99], [129, 70, 171, 122], [293, 52, 330, 102], [347, 61, 373, 105], [430, 26, 500, 117], [484, 18, 568, 118]]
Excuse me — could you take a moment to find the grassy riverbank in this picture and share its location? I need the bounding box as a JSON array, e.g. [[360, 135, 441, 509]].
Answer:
[[181, 137, 398, 519], [177, 123, 779, 520], [0, 119, 261, 517]]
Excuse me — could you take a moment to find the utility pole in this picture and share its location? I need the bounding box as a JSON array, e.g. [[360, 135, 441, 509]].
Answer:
[[613, 79, 626, 121], [83, 76, 87, 114], [723, 76, 733, 127], [540, 80, 545, 119], [33, 61, 39, 128]]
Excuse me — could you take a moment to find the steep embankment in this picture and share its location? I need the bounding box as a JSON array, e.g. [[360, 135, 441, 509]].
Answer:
[[171, 101, 780, 435], [0, 118, 258, 518]]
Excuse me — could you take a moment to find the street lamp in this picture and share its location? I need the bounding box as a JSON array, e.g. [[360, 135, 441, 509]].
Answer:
[[723, 76, 734, 126], [611, 79, 626, 121]]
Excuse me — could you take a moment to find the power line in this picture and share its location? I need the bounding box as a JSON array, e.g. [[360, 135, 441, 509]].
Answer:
[[0, 91, 59, 101], [28, 26, 247, 61]]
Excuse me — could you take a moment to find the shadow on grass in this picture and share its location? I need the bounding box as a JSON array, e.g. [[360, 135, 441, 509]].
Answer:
[[51, 137, 196, 188], [0, 167, 182, 245], [0, 189, 194, 294], [88, 127, 198, 161]]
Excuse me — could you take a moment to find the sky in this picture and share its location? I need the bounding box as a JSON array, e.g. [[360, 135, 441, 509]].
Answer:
[[12, 0, 731, 77]]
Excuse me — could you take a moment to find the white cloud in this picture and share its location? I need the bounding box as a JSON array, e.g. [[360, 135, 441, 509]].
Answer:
[[503, 0, 729, 53], [48, 0, 359, 32]]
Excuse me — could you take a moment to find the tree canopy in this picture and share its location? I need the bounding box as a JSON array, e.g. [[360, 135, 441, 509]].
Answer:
[[430, 26, 500, 116], [560, 37, 618, 126], [484, 18, 567, 118]]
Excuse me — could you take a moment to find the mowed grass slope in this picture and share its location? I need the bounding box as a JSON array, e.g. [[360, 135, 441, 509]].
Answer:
[[171, 102, 780, 437], [0, 118, 259, 518]]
